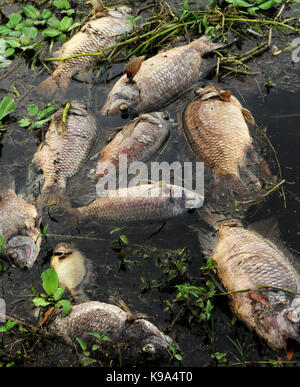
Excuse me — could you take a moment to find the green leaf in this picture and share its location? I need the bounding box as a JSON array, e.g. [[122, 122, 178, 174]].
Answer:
[[119, 234, 129, 245], [6, 13, 22, 29], [53, 0, 71, 10], [23, 5, 40, 19], [175, 353, 182, 361], [42, 28, 61, 38], [28, 104, 39, 115], [5, 48, 14, 57], [18, 117, 32, 127], [47, 16, 61, 29], [89, 332, 102, 340], [21, 36, 31, 46], [37, 105, 58, 120], [5, 37, 21, 48], [60, 16, 73, 31], [0, 96, 15, 121], [55, 299, 72, 315], [247, 6, 259, 15], [92, 344, 100, 351], [53, 287, 65, 301], [42, 9, 52, 19], [33, 118, 51, 129], [0, 326, 7, 332], [0, 235, 6, 248], [76, 337, 87, 351], [56, 33, 67, 42], [110, 227, 122, 234], [41, 268, 59, 295], [22, 26, 38, 39], [32, 297, 51, 307], [0, 26, 11, 35], [5, 320, 17, 331], [68, 22, 81, 31], [259, 0, 275, 9]]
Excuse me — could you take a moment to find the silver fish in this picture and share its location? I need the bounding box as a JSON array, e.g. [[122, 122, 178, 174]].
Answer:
[[101, 35, 226, 116], [37, 1, 133, 97], [47, 300, 176, 362], [198, 206, 300, 351], [70, 182, 204, 223], [31, 101, 98, 209], [0, 175, 41, 269], [95, 111, 170, 179]]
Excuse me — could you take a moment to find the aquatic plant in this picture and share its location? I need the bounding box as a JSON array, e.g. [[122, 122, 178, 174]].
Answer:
[[32, 268, 72, 316], [0, 96, 15, 131], [18, 103, 59, 131]]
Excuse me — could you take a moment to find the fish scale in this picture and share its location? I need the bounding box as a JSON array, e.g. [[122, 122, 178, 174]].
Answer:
[[95, 112, 170, 179], [37, 6, 133, 97], [101, 35, 226, 116], [199, 218, 300, 349], [32, 102, 98, 208], [47, 301, 176, 363]]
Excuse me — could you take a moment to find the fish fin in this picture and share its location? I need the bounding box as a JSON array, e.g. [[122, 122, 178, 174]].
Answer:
[[242, 108, 255, 126], [0, 169, 15, 196], [197, 225, 218, 257], [196, 201, 241, 231], [213, 173, 248, 204], [238, 146, 273, 192], [198, 58, 218, 79], [192, 35, 227, 56], [220, 90, 232, 102], [125, 56, 145, 82], [72, 67, 94, 83], [126, 312, 148, 324], [37, 186, 71, 212], [37, 75, 69, 98]]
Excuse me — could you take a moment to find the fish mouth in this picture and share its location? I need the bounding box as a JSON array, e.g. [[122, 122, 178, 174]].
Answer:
[[6, 236, 39, 269], [182, 189, 204, 209]]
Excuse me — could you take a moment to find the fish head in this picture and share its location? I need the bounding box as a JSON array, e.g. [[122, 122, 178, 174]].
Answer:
[[181, 187, 204, 210], [6, 235, 40, 269], [141, 334, 179, 361], [101, 77, 140, 116], [51, 242, 74, 267], [254, 295, 300, 350], [111, 6, 133, 18]]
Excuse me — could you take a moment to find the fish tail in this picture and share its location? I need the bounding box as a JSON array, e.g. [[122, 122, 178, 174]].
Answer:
[[37, 186, 71, 211], [37, 74, 69, 98], [192, 35, 228, 55], [213, 173, 248, 204], [0, 169, 15, 194], [239, 145, 275, 191]]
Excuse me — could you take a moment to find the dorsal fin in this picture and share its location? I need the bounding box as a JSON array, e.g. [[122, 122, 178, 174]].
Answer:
[[125, 56, 145, 82], [220, 90, 232, 102], [242, 107, 255, 126]]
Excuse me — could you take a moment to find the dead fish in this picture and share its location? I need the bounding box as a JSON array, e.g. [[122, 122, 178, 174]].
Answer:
[[37, 1, 133, 98], [30, 101, 98, 209], [183, 84, 271, 203], [47, 300, 176, 363], [69, 181, 204, 223], [101, 35, 227, 116], [51, 243, 92, 301], [198, 205, 300, 351], [0, 174, 41, 269], [95, 111, 171, 179]]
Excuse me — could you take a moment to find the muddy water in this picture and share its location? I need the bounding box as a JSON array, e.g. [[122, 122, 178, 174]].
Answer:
[[0, 0, 299, 367]]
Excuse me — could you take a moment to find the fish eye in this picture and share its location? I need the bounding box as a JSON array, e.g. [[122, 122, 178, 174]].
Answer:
[[142, 343, 156, 354], [162, 112, 169, 120], [104, 169, 108, 175], [53, 251, 64, 256], [120, 104, 128, 112]]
